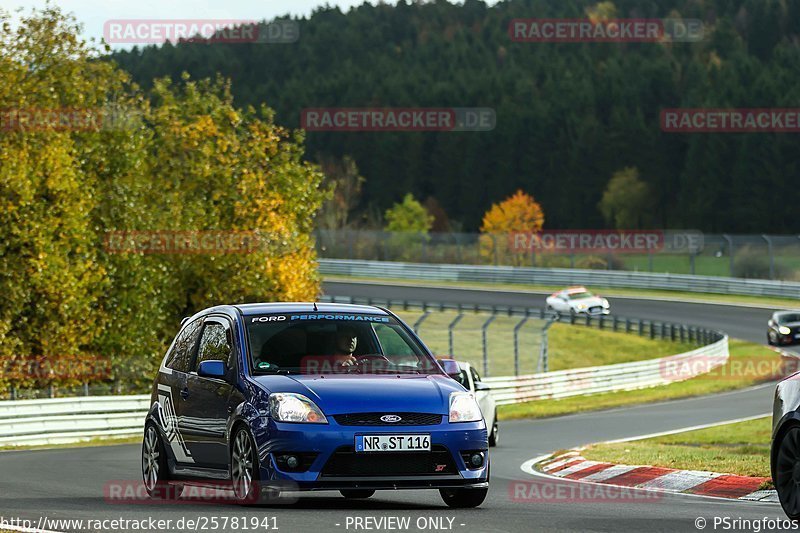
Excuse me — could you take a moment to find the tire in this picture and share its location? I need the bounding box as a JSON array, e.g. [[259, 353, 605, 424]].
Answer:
[[775, 426, 800, 519], [230, 427, 265, 504], [439, 487, 488, 508], [340, 489, 375, 499], [488, 412, 499, 447], [142, 424, 183, 500], [768, 332, 775, 346]]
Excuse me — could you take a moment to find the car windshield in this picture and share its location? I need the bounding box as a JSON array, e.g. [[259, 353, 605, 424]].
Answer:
[[777, 313, 800, 324], [567, 291, 594, 300], [245, 313, 439, 375]]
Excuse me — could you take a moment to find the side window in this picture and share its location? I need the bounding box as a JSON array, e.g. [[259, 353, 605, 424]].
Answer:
[[165, 319, 203, 373], [195, 322, 232, 371], [470, 367, 482, 384], [373, 323, 416, 356], [455, 369, 470, 389]]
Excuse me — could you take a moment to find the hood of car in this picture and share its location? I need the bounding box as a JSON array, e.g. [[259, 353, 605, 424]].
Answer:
[[251, 374, 462, 415]]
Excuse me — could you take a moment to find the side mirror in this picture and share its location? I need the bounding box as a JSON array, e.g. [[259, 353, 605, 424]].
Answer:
[[198, 360, 227, 378], [475, 382, 491, 392], [438, 358, 461, 379]]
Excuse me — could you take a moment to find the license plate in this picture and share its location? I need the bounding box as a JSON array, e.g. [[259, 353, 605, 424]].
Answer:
[[355, 434, 431, 452]]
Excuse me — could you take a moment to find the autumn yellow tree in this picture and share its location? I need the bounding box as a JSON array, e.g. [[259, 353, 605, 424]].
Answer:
[[479, 190, 545, 265]]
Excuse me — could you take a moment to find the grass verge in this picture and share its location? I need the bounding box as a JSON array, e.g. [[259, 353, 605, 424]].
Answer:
[[324, 274, 799, 309], [499, 339, 785, 420], [581, 416, 772, 482]]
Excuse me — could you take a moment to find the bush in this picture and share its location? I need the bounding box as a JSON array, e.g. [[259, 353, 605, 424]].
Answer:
[[733, 246, 790, 280]]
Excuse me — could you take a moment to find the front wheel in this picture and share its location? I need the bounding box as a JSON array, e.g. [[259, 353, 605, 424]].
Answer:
[[439, 487, 488, 508], [775, 426, 800, 520], [142, 424, 183, 500], [488, 412, 499, 447], [340, 489, 375, 499]]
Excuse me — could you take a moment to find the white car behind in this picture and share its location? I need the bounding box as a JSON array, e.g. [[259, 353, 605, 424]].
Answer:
[[546, 286, 610, 316], [455, 361, 498, 447]]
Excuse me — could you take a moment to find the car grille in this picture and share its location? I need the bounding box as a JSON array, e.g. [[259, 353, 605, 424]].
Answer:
[[321, 445, 457, 477], [333, 413, 443, 426], [588, 306, 603, 314]]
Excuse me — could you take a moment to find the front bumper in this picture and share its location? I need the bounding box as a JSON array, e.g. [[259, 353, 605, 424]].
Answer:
[[252, 418, 489, 490]]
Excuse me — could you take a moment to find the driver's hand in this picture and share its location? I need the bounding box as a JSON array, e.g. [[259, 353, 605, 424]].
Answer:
[[337, 354, 357, 367]]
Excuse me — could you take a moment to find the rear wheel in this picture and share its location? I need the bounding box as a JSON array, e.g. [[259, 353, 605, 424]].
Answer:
[[768, 331, 776, 345], [340, 489, 375, 499], [488, 412, 499, 447], [775, 426, 800, 519], [439, 487, 488, 508], [142, 424, 183, 500]]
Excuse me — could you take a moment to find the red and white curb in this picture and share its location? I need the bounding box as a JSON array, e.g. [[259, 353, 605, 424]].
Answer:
[[526, 449, 778, 503]]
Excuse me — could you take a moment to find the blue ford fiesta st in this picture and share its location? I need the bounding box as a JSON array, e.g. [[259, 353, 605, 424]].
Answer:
[[142, 303, 489, 507]]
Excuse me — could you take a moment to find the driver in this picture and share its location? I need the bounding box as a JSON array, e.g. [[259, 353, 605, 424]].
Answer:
[[333, 326, 358, 367]]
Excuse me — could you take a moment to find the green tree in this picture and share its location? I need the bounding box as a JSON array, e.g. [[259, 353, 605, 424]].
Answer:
[[384, 193, 434, 234], [598, 168, 653, 229]]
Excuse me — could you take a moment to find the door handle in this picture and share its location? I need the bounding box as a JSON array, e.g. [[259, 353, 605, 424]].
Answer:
[[180, 387, 190, 399]]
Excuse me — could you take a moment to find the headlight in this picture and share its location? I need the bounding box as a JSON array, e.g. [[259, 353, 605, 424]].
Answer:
[[576, 303, 587, 310], [779, 326, 791, 335], [449, 392, 483, 423], [268, 393, 328, 424]]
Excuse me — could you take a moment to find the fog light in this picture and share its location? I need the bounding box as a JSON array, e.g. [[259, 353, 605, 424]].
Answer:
[[286, 456, 299, 469], [470, 453, 484, 467]]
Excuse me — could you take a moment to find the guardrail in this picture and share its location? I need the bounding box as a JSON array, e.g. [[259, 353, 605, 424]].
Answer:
[[319, 258, 800, 298], [484, 336, 729, 405], [0, 395, 149, 447]]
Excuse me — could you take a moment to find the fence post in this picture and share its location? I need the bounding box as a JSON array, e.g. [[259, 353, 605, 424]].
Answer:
[[650, 322, 655, 339], [723, 234, 733, 277], [513, 314, 530, 376], [762, 234, 775, 279], [413, 311, 431, 334], [481, 313, 497, 377], [448, 312, 465, 355], [538, 315, 558, 373], [638, 319, 644, 336]]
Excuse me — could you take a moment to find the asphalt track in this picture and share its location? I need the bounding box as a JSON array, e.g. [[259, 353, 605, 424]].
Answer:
[[0, 280, 796, 533]]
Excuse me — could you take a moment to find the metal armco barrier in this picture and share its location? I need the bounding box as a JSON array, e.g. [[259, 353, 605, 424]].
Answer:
[[0, 395, 149, 446], [319, 258, 800, 298], [484, 336, 729, 405]]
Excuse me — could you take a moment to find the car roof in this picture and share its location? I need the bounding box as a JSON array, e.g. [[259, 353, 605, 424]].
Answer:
[[234, 302, 390, 316]]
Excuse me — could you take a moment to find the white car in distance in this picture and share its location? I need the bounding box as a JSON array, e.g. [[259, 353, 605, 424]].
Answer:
[[546, 286, 610, 316]]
